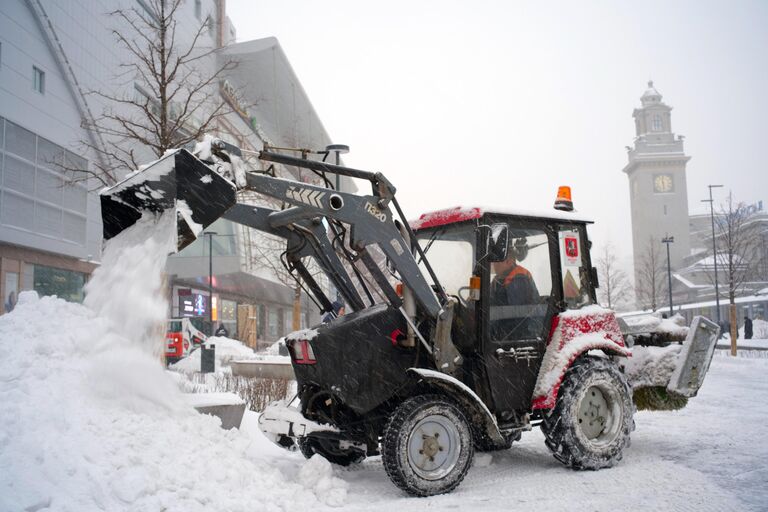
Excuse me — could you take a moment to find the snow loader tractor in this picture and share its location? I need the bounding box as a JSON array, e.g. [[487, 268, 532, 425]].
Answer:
[[99, 140, 720, 497]]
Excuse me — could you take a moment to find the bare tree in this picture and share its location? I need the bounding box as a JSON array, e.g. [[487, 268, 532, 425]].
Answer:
[[714, 193, 759, 355], [635, 236, 667, 312], [68, 0, 236, 186], [596, 242, 632, 310]]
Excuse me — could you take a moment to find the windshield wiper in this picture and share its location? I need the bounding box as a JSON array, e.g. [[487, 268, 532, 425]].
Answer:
[[418, 227, 445, 264]]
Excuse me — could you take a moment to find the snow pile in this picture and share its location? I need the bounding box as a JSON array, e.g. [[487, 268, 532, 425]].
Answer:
[[751, 318, 768, 339], [297, 456, 349, 507], [171, 336, 257, 373], [623, 312, 689, 338], [0, 213, 346, 511], [285, 328, 320, 342], [620, 344, 682, 388], [264, 337, 287, 356]]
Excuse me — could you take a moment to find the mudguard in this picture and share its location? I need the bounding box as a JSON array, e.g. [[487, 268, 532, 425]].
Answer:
[[532, 306, 631, 410], [407, 368, 506, 445]]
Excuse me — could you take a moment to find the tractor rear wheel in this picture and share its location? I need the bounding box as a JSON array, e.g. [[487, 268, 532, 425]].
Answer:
[[541, 356, 634, 470], [382, 394, 474, 496]]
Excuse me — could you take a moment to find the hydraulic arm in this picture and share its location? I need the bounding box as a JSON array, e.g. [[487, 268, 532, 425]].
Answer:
[[99, 141, 447, 326]]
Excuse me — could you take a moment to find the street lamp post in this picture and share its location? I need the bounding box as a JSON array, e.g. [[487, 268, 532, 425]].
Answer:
[[701, 184, 723, 324], [325, 144, 349, 192], [325, 144, 349, 302], [661, 236, 675, 316], [204, 231, 217, 336]]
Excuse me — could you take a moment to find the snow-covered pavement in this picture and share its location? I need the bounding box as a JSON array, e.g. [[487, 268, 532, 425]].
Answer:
[[244, 355, 768, 512], [1, 288, 766, 510]]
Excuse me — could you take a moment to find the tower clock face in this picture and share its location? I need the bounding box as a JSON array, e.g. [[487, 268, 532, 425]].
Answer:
[[654, 174, 674, 193]]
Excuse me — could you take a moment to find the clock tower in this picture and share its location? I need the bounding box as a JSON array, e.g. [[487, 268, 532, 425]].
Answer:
[[623, 81, 691, 283]]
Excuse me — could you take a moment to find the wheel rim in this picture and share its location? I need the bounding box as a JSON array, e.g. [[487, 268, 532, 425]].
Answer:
[[576, 384, 622, 445], [406, 414, 462, 481]]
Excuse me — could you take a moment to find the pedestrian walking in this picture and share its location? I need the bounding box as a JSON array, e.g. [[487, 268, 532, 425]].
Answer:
[[744, 316, 753, 340]]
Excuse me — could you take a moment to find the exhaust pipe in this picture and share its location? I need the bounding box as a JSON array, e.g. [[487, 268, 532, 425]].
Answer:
[[396, 221, 417, 348], [100, 149, 237, 252]]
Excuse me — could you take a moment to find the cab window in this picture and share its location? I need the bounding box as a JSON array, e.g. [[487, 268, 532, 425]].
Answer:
[[416, 225, 475, 298], [488, 227, 552, 341]]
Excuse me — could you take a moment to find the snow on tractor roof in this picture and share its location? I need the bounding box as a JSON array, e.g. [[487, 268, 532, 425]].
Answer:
[[409, 206, 593, 230]]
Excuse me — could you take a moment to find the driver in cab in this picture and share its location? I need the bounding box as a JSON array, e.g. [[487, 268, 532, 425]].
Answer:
[[490, 237, 540, 339], [491, 237, 539, 306]]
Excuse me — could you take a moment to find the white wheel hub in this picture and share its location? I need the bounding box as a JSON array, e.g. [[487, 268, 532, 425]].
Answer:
[[577, 385, 615, 441], [406, 414, 461, 480]]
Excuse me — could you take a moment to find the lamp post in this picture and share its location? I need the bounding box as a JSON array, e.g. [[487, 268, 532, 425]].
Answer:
[[325, 144, 349, 192], [701, 184, 723, 324], [204, 231, 217, 336], [325, 144, 349, 302], [661, 236, 675, 316]]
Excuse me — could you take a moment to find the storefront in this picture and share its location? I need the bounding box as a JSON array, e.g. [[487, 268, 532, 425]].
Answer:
[[1, 243, 95, 314]]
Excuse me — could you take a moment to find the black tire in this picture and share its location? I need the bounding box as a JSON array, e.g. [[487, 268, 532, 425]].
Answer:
[[541, 357, 634, 470], [297, 436, 366, 467], [382, 394, 474, 497]]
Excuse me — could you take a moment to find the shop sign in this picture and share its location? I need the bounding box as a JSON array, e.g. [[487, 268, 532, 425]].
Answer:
[[180, 293, 208, 317], [220, 79, 251, 125]]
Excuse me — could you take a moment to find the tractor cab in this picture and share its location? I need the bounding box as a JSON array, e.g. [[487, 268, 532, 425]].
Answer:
[[411, 206, 598, 415]]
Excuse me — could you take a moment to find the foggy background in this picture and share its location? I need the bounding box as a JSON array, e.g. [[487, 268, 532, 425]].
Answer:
[[228, 0, 767, 267]]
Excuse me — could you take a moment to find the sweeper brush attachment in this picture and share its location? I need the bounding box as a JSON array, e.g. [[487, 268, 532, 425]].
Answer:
[[100, 149, 237, 252]]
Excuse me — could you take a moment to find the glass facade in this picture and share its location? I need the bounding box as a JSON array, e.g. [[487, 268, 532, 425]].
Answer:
[[0, 119, 89, 246]]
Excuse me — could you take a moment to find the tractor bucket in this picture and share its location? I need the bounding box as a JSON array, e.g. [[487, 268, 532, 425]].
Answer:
[[667, 315, 720, 397], [100, 149, 237, 252]]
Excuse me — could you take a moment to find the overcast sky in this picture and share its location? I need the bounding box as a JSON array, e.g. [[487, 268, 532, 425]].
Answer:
[[227, 0, 767, 262]]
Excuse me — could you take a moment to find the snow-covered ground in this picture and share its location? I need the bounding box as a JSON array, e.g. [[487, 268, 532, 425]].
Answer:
[[3, 290, 764, 512], [2, 212, 766, 511]]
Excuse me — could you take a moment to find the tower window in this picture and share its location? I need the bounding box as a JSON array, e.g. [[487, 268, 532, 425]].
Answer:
[[652, 114, 662, 132], [33, 66, 45, 94]]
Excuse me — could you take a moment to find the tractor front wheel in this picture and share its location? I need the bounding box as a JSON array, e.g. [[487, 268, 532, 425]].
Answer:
[[541, 357, 634, 470], [382, 395, 474, 496]]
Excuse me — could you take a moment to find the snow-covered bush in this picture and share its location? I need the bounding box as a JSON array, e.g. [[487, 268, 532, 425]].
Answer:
[[173, 372, 291, 412]]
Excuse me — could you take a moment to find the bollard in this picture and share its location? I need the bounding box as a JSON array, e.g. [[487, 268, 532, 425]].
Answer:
[[201, 344, 216, 373]]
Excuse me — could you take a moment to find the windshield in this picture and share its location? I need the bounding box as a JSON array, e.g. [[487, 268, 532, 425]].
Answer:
[[417, 226, 475, 297]]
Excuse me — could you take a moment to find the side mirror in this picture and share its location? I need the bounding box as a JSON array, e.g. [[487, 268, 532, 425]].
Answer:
[[488, 224, 509, 262]]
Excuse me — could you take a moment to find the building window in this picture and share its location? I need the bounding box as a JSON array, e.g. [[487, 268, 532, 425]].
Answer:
[[258, 304, 267, 339], [32, 265, 85, 303], [33, 66, 45, 94], [652, 114, 662, 132], [268, 308, 279, 339], [0, 119, 89, 245]]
